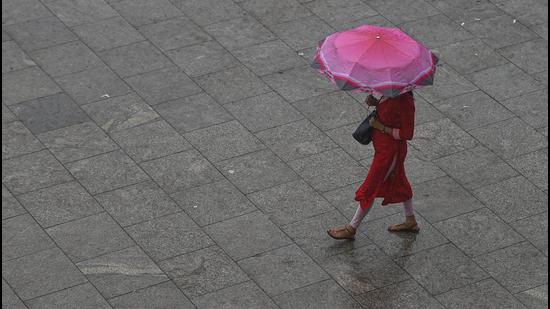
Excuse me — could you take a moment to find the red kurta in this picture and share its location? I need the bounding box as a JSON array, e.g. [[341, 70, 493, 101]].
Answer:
[[355, 92, 415, 209]]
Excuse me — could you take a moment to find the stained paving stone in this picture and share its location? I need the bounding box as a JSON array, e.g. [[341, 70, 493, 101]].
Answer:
[[99, 41, 172, 78], [515, 284, 548, 309], [205, 16, 276, 51], [274, 279, 362, 309], [171, 0, 246, 26], [255, 119, 337, 162], [141, 149, 223, 194], [367, 0, 440, 25], [427, 0, 504, 22], [305, 0, 378, 28], [195, 65, 271, 105], [437, 38, 509, 75], [233, 40, 307, 77], [2, 214, 55, 262], [416, 65, 479, 103], [111, 120, 191, 162], [42, 0, 118, 27], [37, 122, 118, 164], [193, 280, 278, 309], [470, 117, 547, 159], [154, 93, 233, 133], [108, 281, 194, 309], [512, 212, 548, 256], [184, 120, 265, 162], [4, 17, 76, 52], [501, 89, 548, 129], [436, 278, 528, 309], [2, 150, 73, 195], [289, 148, 367, 192], [125, 67, 202, 105], [167, 40, 238, 77], [464, 14, 539, 49], [2, 67, 61, 106], [239, 244, 329, 296], [2, 248, 87, 300], [474, 242, 548, 293], [2, 0, 53, 26], [434, 208, 525, 257], [241, 0, 312, 27], [2, 184, 26, 219], [25, 283, 111, 309], [2, 279, 26, 309], [2, 121, 44, 159], [77, 246, 168, 299], [269, 15, 334, 51], [66, 150, 149, 195], [262, 66, 336, 103], [138, 17, 212, 52], [508, 148, 548, 191], [29, 41, 103, 77], [72, 17, 144, 52], [125, 212, 213, 261], [110, 0, 182, 27], [356, 279, 444, 309], [2, 40, 35, 73], [17, 181, 102, 228], [401, 14, 473, 49], [434, 146, 519, 190], [159, 246, 249, 298], [498, 39, 548, 74]]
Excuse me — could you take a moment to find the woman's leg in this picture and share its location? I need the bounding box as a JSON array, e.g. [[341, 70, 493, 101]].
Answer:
[[388, 198, 419, 232]]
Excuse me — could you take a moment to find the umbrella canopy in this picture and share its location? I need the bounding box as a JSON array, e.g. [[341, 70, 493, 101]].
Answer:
[[312, 25, 438, 97]]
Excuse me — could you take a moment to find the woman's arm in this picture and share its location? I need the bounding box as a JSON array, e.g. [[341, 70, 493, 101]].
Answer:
[[369, 97, 415, 140]]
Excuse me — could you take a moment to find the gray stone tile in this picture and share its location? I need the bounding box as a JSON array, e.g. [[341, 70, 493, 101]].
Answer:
[[289, 149, 368, 192], [167, 40, 238, 77], [2, 279, 26, 309], [508, 148, 548, 191], [11, 93, 90, 135], [73, 17, 144, 51], [96, 181, 179, 227], [37, 122, 118, 163], [436, 91, 514, 131], [292, 92, 367, 130], [434, 146, 519, 190], [172, 179, 256, 226], [426, 0, 504, 22], [413, 95, 446, 125], [2, 248, 87, 300], [401, 14, 473, 49], [2, 103, 16, 124], [111, 120, 191, 162], [499, 39, 548, 74], [491, 0, 548, 28], [204, 16, 275, 51], [512, 212, 548, 256], [357, 279, 445, 309], [2, 121, 43, 159], [282, 211, 371, 261], [239, 244, 329, 296], [470, 117, 547, 159], [77, 246, 168, 299], [30, 41, 103, 77], [515, 284, 548, 309], [434, 208, 524, 257], [184, 121, 265, 162], [17, 181, 102, 228], [333, 14, 396, 32], [255, 119, 337, 162], [110, 0, 182, 27], [193, 280, 278, 309], [108, 281, 194, 309], [464, 15, 539, 49], [171, 0, 246, 26], [1, 0, 53, 26], [233, 40, 307, 76], [1, 29, 11, 42], [42, 0, 118, 27], [2, 214, 55, 262], [47, 212, 135, 262], [262, 66, 336, 102], [2, 67, 61, 106], [417, 65, 479, 103], [159, 246, 249, 297], [403, 149, 448, 185], [195, 65, 271, 105], [99, 41, 172, 78], [436, 279, 528, 309], [2, 40, 35, 73], [305, 0, 378, 28], [325, 122, 376, 161], [320, 244, 410, 295], [25, 283, 111, 309], [4, 17, 76, 51], [501, 89, 548, 129], [468, 64, 545, 101], [437, 38, 509, 75], [248, 179, 333, 226], [125, 212, 213, 261], [242, 0, 311, 27], [140, 150, 223, 193], [2, 150, 73, 195], [368, 0, 440, 24], [531, 22, 549, 40], [269, 15, 334, 50], [155, 93, 233, 133], [204, 211, 292, 260], [395, 244, 488, 294], [474, 242, 548, 293], [2, 184, 26, 219], [138, 17, 211, 52], [410, 118, 479, 160], [56, 66, 132, 106], [125, 67, 202, 105], [274, 279, 362, 309], [533, 70, 548, 86], [66, 150, 148, 195], [474, 176, 547, 222], [82, 93, 160, 133]]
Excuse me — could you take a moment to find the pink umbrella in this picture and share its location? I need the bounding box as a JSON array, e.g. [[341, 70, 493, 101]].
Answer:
[[312, 25, 438, 97]]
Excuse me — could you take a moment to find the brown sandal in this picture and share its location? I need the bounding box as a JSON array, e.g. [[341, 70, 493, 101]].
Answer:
[[388, 222, 420, 233], [327, 225, 356, 240]]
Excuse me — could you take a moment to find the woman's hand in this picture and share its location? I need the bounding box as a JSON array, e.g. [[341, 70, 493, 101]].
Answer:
[[369, 117, 385, 131]]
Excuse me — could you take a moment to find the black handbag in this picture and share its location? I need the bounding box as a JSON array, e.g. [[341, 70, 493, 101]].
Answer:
[[353, 108, 377, 145]]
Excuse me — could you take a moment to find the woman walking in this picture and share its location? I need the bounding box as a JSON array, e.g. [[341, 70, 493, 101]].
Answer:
[[328, 92, 418, 240]]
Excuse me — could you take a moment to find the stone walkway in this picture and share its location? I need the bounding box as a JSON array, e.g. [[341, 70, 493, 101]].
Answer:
[[2, 0, 548, 308]]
